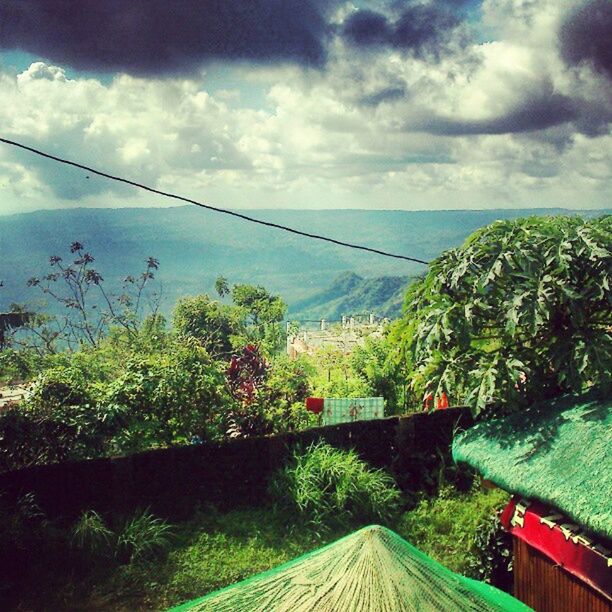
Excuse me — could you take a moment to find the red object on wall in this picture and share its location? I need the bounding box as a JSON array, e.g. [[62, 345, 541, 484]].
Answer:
[[502, 496, 612, 602], [306, 397, 324, 414], [436, 392, 449, 410]]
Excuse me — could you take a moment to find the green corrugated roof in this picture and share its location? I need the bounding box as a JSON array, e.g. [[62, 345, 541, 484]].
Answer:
[[452, 392, 611, 540]]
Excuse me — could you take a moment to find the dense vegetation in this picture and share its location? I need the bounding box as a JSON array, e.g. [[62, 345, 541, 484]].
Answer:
[[1, 214, 609, 470], [391, 215, 611, 414], [0, 444, 509, 611], [1, 213, 608, 609]]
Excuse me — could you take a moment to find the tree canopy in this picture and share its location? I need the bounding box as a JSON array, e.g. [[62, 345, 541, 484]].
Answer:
[[394, 215, 611, 414]]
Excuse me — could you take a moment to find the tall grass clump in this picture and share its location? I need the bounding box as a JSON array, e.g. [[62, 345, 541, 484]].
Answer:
[[70, 508, 173, 564], [116, 509, 174, 563], [269, 441, 402, 530], [71, 510, 113, 555]]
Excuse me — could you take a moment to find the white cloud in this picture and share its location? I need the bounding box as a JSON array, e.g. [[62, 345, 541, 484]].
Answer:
[[0, 0, 610, 216]]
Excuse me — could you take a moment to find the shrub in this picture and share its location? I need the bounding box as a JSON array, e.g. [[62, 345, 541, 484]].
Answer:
[[467, 509, 513, 591], [396, 485, 509, 575], [269, 441, 402, 530], [116, 509, 174, 563], [71, 510, 113, 556]]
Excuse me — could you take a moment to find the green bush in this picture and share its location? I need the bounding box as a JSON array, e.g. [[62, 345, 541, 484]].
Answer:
[[269, 442, 402, 530], [116, 509, 174, 563], [396, 485, 509, 575], [467, 508, 513, 591], [71, 510, 113, 556], [103, 338, 229, 449], [71, 508, 173, 564]]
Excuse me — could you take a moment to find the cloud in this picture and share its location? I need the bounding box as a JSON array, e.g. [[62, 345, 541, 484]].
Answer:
[[0, 0, 332, 75], [416, 91, 577, 135], [559, 0, 612, 80], [341, 3, 464, 60], [0, 1, 610, 215]]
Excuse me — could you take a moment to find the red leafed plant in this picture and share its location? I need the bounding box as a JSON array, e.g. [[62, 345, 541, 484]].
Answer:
[[225, 345, 271, 437], [226, 344, 269, 405]]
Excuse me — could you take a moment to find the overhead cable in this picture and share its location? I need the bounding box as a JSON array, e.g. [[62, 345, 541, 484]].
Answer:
[[0, 137, 429, 265]]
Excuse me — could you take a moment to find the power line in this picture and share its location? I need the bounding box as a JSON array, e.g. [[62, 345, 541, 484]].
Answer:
[[0, 137, 429, 265]]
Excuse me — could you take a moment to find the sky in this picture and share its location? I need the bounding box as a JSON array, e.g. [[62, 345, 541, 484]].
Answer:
[[0, 0, 610, 215]]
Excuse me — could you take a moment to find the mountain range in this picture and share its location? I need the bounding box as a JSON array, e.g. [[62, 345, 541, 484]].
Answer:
[[0, 206, 607, 320]]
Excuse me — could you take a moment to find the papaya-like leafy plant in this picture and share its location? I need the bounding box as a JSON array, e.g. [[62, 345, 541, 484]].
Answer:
[[396, 215, 611, 414]]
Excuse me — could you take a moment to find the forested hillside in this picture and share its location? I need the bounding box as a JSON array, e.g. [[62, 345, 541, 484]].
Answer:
[[289, 272, 408, 320], [0, 207, 605, 318]]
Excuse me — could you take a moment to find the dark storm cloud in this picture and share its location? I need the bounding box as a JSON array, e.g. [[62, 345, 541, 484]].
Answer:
[[342, 4, 462, 59], [0, 0, 331, 75], [360, 86, 407, 106], [559, 0, 612, 80], [416, 92, 578, 136]]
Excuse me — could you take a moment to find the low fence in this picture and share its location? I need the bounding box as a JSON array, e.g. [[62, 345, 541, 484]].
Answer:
[[0, 408, 472, 520]]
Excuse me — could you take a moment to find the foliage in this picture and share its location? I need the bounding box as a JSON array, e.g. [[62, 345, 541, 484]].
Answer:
[[214, 275, 230, 298], [396, 485, 510, 576], [263, 355, 315, 432], [226, 344, 270, 405], [0, 334, 231, 470], [231, 283, 287, 353], [0, 347, 40, 383], [0, 492, 47, 550], [223, 348, 314, 438], [0, 407, 78, 472], [22, 242, 161, 350], [397, 215, 611, 414], [174, 283, 287, 358], [223, 344, 271, 437], [467, 508, 513, 591], [269, 442, 402, 530], [104, 338, 229, 449], [350, 336, 407, 413], [71, 510, 114, 555], [116, 509, 174, 563], [173, 294, 243, 358], [0, 364, 129, 472], [71, 508, 173, 564], [308, 345, 373, 398]]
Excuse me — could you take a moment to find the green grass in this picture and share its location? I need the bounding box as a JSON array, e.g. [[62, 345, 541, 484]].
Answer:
[[95, 507, 351, 610], [396, 485, 509, 574], [5, 485, 509, 611]]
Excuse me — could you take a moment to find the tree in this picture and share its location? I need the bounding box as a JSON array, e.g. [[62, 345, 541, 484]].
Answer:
[[231, 284, 287, 353], [214, 275, 230, 298], [175, 284, 287, 357], [23, 242, 161, 350], [173, 294, 243, 358], [396, 215, 611, 414]]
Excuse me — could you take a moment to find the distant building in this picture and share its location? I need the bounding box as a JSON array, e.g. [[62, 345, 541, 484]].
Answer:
[[0, 383, 33, 413], [286, 313, 387, 359]]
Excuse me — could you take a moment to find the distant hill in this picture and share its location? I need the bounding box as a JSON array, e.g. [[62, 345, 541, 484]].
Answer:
[[289, 272, 409, 320], [0, 206, 607, 317]]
